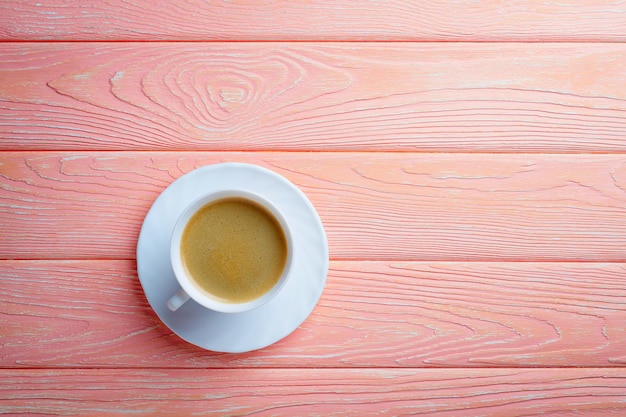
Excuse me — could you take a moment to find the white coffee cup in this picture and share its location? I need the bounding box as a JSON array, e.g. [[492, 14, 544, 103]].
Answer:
[[167, 190, 294, 314]]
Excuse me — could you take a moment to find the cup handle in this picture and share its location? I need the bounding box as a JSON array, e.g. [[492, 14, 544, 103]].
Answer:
[[167, 288, 190, 311]]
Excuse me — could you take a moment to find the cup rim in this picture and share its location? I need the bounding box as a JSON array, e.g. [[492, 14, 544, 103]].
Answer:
[[170, 189, 294, 314]]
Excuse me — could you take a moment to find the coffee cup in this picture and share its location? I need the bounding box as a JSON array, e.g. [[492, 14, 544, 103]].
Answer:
[[167, 190, 294, 314]]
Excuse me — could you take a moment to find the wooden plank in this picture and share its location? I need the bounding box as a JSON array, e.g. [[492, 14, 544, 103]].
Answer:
[[1, 260, 624, 368], [2, 368, 626, 416], [2, 152, 626, 262], [2, 1, 626, 42], [2, 43, 626, 152]]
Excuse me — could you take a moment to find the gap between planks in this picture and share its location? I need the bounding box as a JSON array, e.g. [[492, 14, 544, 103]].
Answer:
[[4, 40, 626, 43], [0, 366, 622, 370], [6, 149, 626, 155], [6, 258, 626, 264]]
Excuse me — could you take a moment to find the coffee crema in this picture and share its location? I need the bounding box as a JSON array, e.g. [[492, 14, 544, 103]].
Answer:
[[180, 197, 287, 304]]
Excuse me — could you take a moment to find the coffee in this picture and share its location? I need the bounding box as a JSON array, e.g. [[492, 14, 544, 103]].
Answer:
[[180, 197, 288, 304]]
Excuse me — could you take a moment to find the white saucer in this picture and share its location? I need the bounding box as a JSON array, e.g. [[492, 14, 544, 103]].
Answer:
[[136, 162, 328, 353]]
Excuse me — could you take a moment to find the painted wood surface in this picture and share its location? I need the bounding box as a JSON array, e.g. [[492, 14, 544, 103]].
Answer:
[[1, 260, 625, 368], [2, 152, 626, 261], [2, 1, 626, 416], [3, 43, 626, 152], [2, 368, 626, 416], [2, 1, 626, 42]]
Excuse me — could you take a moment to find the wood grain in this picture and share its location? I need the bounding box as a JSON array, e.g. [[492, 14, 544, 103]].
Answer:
[[2, 152, 626, 261], [2, 368, 626, 416], [2, 43, 626, 152], [2, 1, 626, 42], [4, 0, 626, 412], [1, 260, 624, 368]]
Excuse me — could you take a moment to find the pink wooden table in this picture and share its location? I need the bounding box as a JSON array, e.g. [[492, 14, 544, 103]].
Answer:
[[2, 1, 626, 415]]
